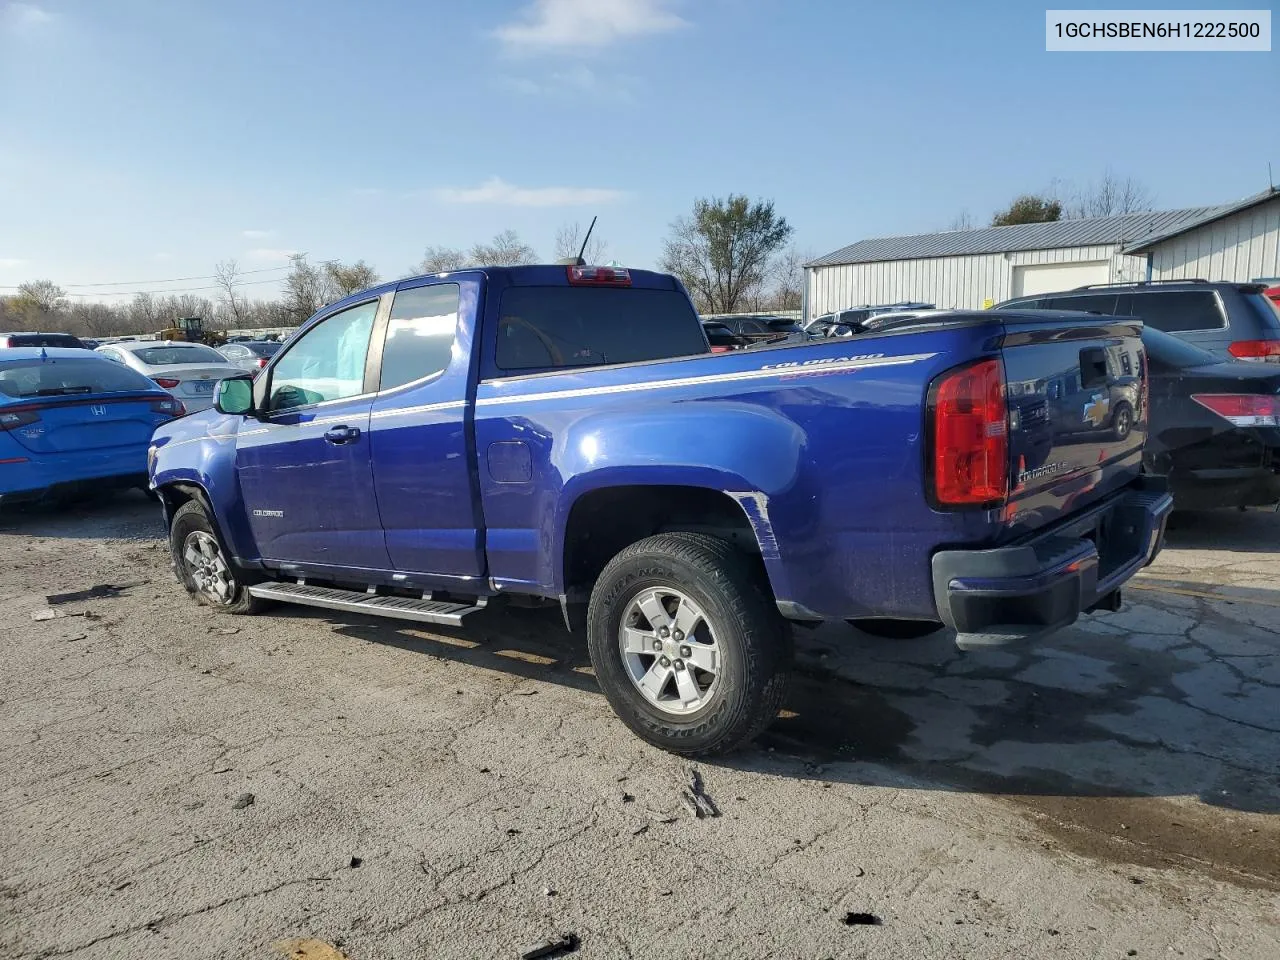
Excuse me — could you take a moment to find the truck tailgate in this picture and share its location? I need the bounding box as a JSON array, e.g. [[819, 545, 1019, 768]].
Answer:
[[1000, 314, 1146, 536]]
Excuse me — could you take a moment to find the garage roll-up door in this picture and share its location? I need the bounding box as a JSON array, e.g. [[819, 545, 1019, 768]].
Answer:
[[1011, 261, 1110, 298]]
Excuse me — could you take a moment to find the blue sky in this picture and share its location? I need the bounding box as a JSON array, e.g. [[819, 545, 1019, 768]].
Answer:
[[1, 0, 1277, 302]]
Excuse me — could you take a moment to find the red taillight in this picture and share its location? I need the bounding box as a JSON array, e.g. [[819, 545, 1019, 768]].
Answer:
[[153, 377, 181, 389], [256, 356, 269, 368], [150, 397, 186, 418], [1191, 394, 1280, 427], [566, 265, 631, 287], [710, 345, 731, 353], [0, 409, 40, 432], [1227, 340, 1280, 362], [930, 358, 1009, 507]]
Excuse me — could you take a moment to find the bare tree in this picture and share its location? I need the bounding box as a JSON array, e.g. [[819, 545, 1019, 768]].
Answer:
[[769, 246, 812, 311], [553, 221, 608, 263], [947, 210, 974, 231], [213, 259, 248, 327], [14, 279, 66, 314], [68, 302, 127, 338], [660, 195, 793, 314], [324, 260, 380, 299], [470, 230, 537, 267], [1067, 172, 1154, 218], [282, 254, 328, 323], [417, 246, 468, 274], [127, 293, 160, 333]]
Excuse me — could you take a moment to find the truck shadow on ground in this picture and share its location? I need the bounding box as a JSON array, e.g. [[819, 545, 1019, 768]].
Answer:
[[326, 595, 1280, 819]]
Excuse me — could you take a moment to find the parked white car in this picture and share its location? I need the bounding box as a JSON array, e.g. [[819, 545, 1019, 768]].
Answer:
[[95, 341, 241, 412]]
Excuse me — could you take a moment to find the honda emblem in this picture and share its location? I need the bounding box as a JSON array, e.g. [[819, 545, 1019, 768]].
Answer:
[[90, 405, 107, 416]]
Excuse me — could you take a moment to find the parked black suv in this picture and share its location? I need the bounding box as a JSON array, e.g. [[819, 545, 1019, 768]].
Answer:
[[998, 280, 1280, 364]]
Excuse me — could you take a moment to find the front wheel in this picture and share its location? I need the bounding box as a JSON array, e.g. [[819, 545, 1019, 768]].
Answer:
[[169, 500, 263, 614], [587, 533, 791, 755]]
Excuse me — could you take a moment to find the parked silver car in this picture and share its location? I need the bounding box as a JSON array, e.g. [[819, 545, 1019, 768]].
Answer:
[[94, 341, 240, 412], [217, 340, 281, 373]]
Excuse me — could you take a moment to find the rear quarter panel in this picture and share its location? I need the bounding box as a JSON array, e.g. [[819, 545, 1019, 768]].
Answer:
[[475, 326, 1006, 620]]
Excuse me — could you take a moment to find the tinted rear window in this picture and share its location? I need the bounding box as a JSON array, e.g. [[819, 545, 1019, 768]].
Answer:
[[134, 345, 228, 365], [496, 287, 706, 372], [1042, 294, 1119, 314], [2, 333, 85, 348], [248, 342, 282, 357], [0, 357, 156, 398], [1128, 291, 1225, 332]]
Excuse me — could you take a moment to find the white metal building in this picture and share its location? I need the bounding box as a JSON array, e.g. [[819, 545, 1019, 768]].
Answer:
[[804, 187, 1280, 318]]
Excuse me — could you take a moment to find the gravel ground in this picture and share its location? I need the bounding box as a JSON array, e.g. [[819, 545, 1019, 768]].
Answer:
[[1, 492, 1277, 959]]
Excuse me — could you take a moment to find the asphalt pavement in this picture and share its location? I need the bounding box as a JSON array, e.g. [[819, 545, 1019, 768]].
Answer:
[[1, 493, 1277, 959]]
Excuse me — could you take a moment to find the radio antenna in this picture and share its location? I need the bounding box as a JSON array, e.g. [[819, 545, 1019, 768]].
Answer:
[[576, 216, 598, 265]]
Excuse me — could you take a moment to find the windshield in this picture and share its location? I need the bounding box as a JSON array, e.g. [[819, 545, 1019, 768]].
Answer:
[[134, 344, 228, 365], [0, 356, 157, 398]]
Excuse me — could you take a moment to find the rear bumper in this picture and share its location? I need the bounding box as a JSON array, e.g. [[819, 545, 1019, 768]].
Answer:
[[0, 471, 148, 505], [0, 447, 150, 503], [931, 477, 1173, 650]]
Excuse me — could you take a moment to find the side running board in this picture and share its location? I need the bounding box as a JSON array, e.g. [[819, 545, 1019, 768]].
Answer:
[[246, 582, 485, 626]]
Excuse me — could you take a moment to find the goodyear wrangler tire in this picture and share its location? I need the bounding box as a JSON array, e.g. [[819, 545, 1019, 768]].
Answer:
[[587, 532, 792, 755], [169, 500, 264, 615]]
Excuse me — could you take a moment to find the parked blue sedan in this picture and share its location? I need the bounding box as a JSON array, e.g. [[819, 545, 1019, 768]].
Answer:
[[0, 348, 185, 505]]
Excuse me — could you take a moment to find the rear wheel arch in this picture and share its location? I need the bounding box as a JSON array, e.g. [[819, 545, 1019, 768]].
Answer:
[[559, 483, 779, 600]]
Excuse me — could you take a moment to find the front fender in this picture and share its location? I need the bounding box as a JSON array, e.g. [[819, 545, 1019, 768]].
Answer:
[[549, 401, 805, 597], [150, 411, 259, 562]]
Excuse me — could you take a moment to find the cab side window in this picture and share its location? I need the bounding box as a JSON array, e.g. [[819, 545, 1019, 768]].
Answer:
[[379, 283, 460, 391], [268, 300, 378, 411]]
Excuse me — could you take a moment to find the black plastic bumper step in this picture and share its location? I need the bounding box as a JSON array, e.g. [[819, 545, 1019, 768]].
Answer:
[[246, 582, 483, 626]]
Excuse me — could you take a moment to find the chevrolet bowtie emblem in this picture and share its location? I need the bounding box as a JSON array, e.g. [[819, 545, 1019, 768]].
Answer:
[[1082, 393, 1110, 427]]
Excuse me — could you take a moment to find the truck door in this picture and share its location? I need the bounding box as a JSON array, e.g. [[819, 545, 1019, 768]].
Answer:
[[367, 278, 486, 582], [236, 297, 391, 570]]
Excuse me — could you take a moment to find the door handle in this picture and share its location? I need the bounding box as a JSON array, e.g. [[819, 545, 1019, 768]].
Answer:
[[323, 425, 360, 445]]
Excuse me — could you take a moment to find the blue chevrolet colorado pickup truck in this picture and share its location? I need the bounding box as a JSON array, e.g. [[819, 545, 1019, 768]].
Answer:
[[149, 263, 1172, 754]]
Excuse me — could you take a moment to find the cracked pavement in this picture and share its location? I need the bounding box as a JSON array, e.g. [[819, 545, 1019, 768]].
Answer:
[[1, 495, 1278, 959]]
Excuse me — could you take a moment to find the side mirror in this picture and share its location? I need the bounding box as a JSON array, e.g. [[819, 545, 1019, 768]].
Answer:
[[214, 376, 255, 416]]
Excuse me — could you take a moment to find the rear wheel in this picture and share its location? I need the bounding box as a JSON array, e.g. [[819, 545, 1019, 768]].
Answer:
[[587, 533, 791, 755], [169, 500, 263, 614], [1111, 402, 1133, 441]]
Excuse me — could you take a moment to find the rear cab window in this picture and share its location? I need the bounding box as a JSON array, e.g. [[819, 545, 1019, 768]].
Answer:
[[380, 283, 460, 391], [495, 287, 707, 373]]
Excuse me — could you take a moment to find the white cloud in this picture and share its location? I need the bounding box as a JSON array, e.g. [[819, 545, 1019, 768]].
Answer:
[[434, 177, 623, 208], [0, 257, 28, 269], [241, 229, 273, 239], [244, 248, 299, 263], [495, 0, 685, 54], [1, 3, 54, 33]]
